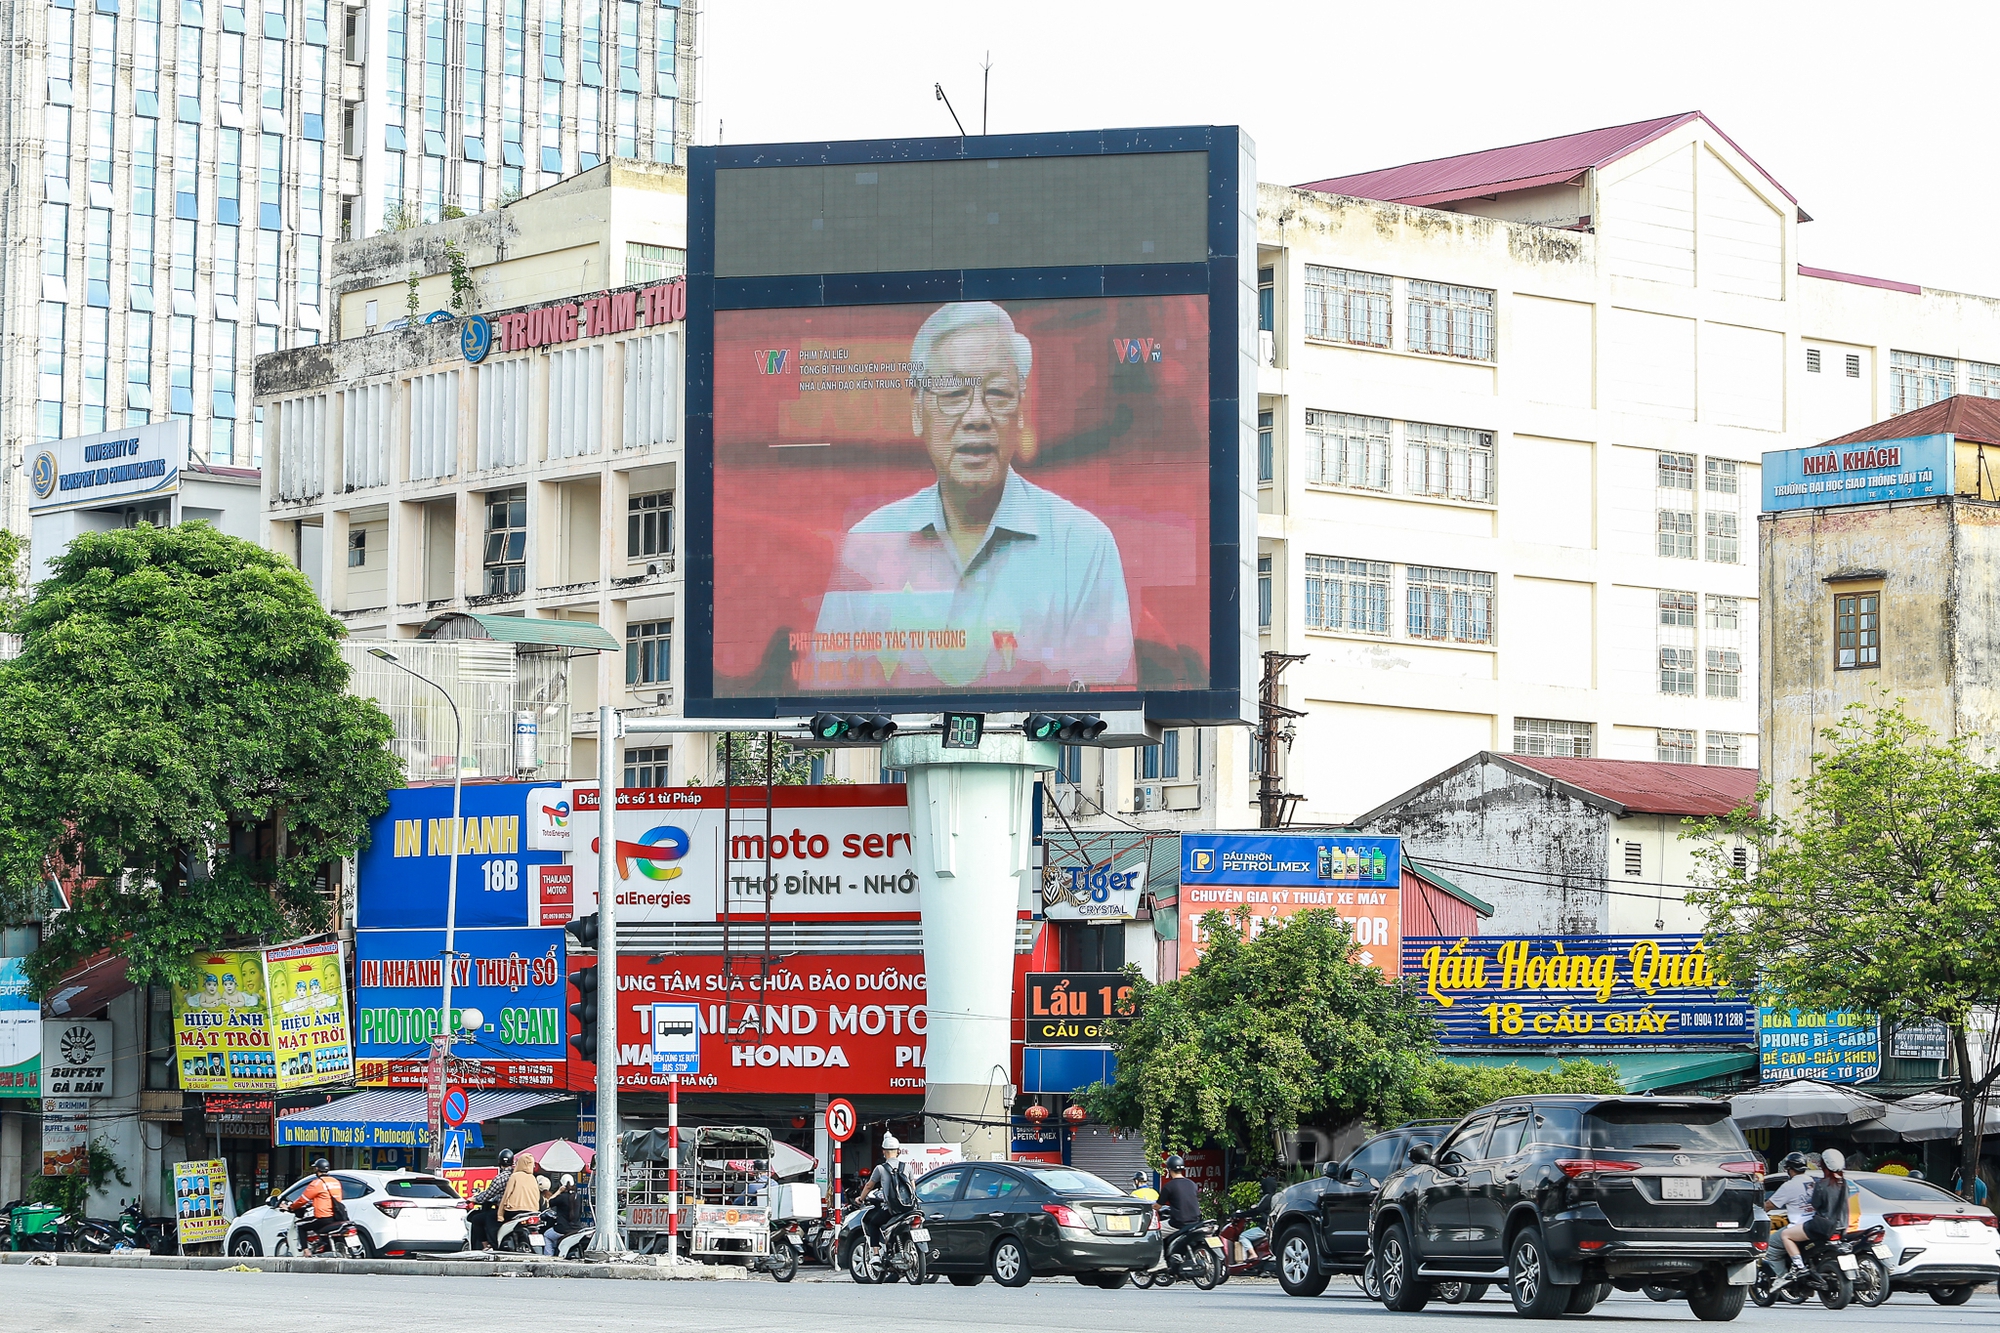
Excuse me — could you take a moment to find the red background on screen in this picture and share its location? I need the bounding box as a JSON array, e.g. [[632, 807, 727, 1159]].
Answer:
[[711, 295, 1212, 698]]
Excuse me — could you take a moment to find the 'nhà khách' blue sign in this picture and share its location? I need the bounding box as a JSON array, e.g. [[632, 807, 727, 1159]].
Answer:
[[1763, 432, 1953, 512]]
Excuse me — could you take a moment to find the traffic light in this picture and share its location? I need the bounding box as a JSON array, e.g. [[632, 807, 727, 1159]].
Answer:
[[1025, 713, 1108, 743], [807, 713, 898, 745], [565, 913, 600, 950], [568, 965, 599, 1063]]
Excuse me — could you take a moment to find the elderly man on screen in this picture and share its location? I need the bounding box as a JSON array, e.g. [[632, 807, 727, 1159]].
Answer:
[[809, 301, 1135, 691]]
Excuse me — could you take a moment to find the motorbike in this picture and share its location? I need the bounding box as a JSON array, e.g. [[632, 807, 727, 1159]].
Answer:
[[762, 1218, 803, 1283], [848, 1209, 929, 1286], [70, 1201, 172, 1255], [283, 1210, 367, 1260], [793, 1213, 838, 1267], [1132, 1219, 1225, 1290], [1750, 1223, 1885, 1310], [1217, 1208, 1275, 1281], [494, 1209, 549, 1254]]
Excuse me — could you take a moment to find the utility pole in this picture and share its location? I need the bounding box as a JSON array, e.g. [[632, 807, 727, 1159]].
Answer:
[[592, 703, 622, 1253], [981, 52, 991, 135], [1256, 651, 1306, 829]]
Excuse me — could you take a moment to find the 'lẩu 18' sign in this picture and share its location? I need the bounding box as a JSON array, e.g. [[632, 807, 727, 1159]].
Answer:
[[1405, 935, 1755, 1047]]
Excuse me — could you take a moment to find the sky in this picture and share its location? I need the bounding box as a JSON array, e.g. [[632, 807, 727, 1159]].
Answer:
[[703, 0, 2000, 297]]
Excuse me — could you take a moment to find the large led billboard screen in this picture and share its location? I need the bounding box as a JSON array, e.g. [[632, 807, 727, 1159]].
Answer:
[[686, 128, 1256, 723]]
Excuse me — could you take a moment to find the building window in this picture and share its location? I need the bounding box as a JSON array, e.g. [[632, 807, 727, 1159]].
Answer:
[[1659, 590, 1697, 628], [1058, 921, 1124, 971], [1141, 729, 1180, 781], [1053, 745, 1082, 785], [1305, 555, 1390, 635], [1834, 592, 1880, 670], [1705, 648, 1742, 699], [1301, 265, 1391, 348], [1404, 421, 1495, 502], [1705, 458, 1739, 495], [1806, 347, 1821, 373], [1513, 717, 1593, 758], [1656, 451, 1696, 559], [1257, 409, 1273, 484], [625, 240, 685, 284], [626, 618, 671, 684], [628, 488, 673, 558], [1657, 728, 1696, 765], [1657, 509, 1695, 559], [1405, 280, 1495, 361], [1969, 360, 2000, 399], [1406, 565, 1494, 644], [1706, 732, 1745, 767], [347, 528, 366, 567], [1705, 511, 1740, 564], [1707, 595, 1741, 632], [1257, 265, 1274, 333], [1659, 646, 1695, 695], [624, 745, 670, 787], [1257, 555, 1271, 629], [1658, 452, 1695, 490], [482, 486, 526, 595], [1891, 350, 1956, 414], [1304, 410, 1390, 490]]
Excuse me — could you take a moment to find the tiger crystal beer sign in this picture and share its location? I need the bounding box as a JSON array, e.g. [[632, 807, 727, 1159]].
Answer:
[[1404, 935, 1755, 1046]]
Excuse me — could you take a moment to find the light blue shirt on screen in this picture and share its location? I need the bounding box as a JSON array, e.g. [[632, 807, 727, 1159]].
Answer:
[[808, 469, 1135, 691]]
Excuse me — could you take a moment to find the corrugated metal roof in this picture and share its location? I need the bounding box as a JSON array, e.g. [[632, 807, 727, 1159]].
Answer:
[[1505, 756, 1759, 818], [1816, 394, 2000, 450], [1405, 860, 1493, 916], [1298, 110, 1797, 210], [417, 611, 619, 652]]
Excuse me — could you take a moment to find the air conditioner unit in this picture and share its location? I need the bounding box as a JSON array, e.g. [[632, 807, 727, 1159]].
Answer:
[[1134, 784, 1162, 813], [1050, 785, 1080, 817]]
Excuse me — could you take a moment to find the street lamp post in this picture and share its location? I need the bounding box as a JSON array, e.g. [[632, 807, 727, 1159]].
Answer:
[[369, 647, 470, 1170]]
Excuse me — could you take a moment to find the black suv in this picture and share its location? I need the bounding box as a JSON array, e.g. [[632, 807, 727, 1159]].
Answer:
[[1270, 1120, 1455, 1297], [1370, 1095, 1768, 1321]]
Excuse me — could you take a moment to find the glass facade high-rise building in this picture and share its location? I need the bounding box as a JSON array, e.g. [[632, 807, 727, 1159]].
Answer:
[[0, 0, 696, 533]]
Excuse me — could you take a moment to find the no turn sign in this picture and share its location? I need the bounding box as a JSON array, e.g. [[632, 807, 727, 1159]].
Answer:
[[825, 1097, 857, 1143]]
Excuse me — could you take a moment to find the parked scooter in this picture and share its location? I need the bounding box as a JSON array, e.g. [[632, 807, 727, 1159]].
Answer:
[[762, 1217, 802, 1282], [494, 1209, 549, 1254]]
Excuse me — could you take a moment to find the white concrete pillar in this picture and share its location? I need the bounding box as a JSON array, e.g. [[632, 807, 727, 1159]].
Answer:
[[885, 732, 1055, 1160]]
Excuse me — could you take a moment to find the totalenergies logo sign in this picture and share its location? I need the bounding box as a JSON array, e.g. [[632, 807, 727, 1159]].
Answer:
[[594, 826, 691, 881]]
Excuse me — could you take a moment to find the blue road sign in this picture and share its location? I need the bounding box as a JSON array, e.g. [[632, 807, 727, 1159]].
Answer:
[[441, 1126, 466, 1168]]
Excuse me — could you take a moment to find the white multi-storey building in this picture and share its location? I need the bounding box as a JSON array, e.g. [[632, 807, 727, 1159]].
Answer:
[[1246, 111, 2000, 823], [0, 0, 696, 534]]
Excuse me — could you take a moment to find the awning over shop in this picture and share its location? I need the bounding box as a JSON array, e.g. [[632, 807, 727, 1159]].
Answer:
[[416, 611, 619, 653], [42, 951, 135, 1017], [1443, 1050, 1758, 1093], [274, 1089, 569, 1149]]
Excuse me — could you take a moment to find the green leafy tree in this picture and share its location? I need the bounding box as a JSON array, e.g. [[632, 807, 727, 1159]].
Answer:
[[0, 529, 25, 629], [0, 524, 401, 992], [1082, 909, 1440, 1164], [29, 1139, 128, 1214], [1386, 1056, 1625, 1124], [1689, 699, 2000, 1189], [713, 732, 818, 786]]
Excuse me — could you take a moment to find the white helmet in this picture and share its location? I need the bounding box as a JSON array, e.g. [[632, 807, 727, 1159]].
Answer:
[[561, 1174, 574, 1188], [1821, 1149, 1845, 1172], [881, 1133, 901, 1152]]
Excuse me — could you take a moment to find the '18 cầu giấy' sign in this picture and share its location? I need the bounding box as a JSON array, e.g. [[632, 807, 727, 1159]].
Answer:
[[1404, 935, 1755, 1046]]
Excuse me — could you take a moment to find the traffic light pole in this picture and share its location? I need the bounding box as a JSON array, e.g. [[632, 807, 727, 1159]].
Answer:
[[592, 703, 621, 1255]]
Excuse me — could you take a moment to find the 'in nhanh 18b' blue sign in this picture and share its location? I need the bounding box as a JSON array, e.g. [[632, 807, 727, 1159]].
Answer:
[[1758, 1007, 1880, 1084], [1181, 832, 1400, 888], [1763, 432, 1953, 512]]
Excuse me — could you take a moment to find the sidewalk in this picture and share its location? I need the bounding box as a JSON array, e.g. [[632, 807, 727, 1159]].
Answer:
[[0, 1251, 758, 1280]]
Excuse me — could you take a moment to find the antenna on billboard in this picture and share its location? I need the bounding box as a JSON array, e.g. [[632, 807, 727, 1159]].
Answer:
[[981, 52, 991, 135], [934, 83, 967, 137]]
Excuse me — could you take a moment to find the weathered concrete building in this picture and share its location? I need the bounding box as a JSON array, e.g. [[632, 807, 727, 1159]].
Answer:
[[1354, 754, 1757, 935], [1250, 111, 2000, 824], [1760, 395, 2000, 806]]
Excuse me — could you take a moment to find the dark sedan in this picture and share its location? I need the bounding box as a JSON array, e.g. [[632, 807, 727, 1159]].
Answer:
[[837, 1161, 1159, 1287]]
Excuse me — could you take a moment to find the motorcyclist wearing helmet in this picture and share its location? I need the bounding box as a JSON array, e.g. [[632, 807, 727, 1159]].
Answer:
[[1129, 1171, 1159, 1203], [289, 1158, 346, 1249], [469, 1149, 515, 1251], [1771, 1150, 1844, 1286], [1157, 1154, 1201, 1234], [859, 1134, 915, 1260], [541, 1174, 583, 1256]]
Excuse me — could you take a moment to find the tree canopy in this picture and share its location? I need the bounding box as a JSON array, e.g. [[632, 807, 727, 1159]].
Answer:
[[1081, 908, 1623, 1163], [0, 523, 400, 992], [1689, 699, 2000, 1182]]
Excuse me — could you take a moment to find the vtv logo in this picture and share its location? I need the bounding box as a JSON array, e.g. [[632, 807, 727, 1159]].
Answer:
[[1111, 337, 1162, 364], [753, 349, 791, 375]]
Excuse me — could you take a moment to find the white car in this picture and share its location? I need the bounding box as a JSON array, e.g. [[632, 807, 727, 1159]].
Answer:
[[225, 1170, 470, 1258], [1849, 1170, 1999, 1304]]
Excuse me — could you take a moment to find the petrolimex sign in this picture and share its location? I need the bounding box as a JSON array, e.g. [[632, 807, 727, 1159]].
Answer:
[[1763, 431, 1952, 512]]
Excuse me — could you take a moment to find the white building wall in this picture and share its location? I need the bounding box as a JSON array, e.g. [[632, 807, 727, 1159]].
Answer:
[[1254, 117, 2000, 823]]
